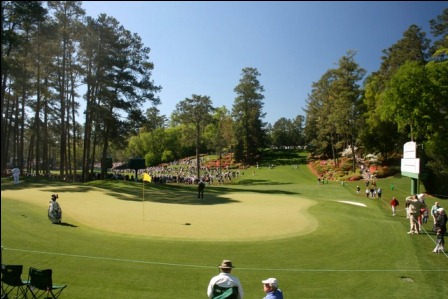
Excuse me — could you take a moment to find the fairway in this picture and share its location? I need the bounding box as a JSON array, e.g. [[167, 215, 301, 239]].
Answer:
[[2, 162, 447, 299], [5, 186, 318, 241]]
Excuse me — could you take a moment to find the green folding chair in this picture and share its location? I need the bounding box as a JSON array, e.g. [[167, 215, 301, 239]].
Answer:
[[1, 264, 28, 299], [26, 267, 66, 299]]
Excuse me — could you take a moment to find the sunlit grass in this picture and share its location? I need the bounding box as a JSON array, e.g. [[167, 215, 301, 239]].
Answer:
[[1, 151, 446, 298]]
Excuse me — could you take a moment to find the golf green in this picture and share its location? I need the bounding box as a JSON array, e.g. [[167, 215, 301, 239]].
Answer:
[[5, 186, 318, 241]]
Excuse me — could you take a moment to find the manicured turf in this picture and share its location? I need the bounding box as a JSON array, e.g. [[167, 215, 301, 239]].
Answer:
[[4, 186, 317, 241], [1, 157, 447, 298]]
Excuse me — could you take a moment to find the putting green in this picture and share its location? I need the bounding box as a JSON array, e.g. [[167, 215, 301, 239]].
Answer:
[[4, 186, 318, 241]]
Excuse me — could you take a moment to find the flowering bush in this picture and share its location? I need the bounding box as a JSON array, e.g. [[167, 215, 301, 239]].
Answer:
[[310, 157, 361, 181], [374, 165, 400, 178]]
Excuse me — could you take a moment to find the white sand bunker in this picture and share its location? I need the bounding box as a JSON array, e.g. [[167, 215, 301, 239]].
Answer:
[[338, 201, 367, 207]]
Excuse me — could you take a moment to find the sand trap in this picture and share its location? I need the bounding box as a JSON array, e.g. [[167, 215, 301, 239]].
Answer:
[[3, 186, 318, 241], [338, 201, 367, 207]]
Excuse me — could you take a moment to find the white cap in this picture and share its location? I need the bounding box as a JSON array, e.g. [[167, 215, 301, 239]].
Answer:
[[262, 278, 278, 288], [417, 193, 425, 200]]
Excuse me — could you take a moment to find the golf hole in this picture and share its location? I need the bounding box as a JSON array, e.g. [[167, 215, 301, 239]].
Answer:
[[400, 276, 414, 282]]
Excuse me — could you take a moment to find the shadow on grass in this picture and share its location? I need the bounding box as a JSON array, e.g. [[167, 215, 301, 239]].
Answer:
[[1, 177, 81, 189], [259, 148, 309, 166], [1, 177, 300, 206], [234, 179, 294, 186], [57, 222, 78, 228]]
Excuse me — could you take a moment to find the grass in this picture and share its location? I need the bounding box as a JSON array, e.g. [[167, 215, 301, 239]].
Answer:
[[1, 151, 447, 298]]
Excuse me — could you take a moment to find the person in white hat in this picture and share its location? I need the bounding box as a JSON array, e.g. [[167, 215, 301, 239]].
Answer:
[[405, 194, 426, 234], [433, 207, 447, 253], [431, 201, 441, 223], [207, 259, 244, 298], [261, 278, 283, 299]]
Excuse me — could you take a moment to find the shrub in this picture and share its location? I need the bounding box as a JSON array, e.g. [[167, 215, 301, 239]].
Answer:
[[375, 166, 400, 178]]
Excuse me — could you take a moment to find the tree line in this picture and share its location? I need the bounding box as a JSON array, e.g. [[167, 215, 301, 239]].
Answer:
[[2, 2, 446, 194], [304, 9, 447, 195], [1, 1, 303, 181]]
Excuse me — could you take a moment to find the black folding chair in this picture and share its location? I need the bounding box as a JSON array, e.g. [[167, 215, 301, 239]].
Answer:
[[26, 267, 66, 299], [1, 264, 28, 299]]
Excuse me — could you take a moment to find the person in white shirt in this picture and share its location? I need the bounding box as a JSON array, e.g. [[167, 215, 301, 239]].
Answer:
[[405, 194, 426, 234], [207, 260, 243, 298], [431, 201, 441, 223]]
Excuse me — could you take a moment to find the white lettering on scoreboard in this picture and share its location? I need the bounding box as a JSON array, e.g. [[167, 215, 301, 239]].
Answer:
[[401, 158, 420, 174], [401, 141, 420, 174], [403, 141, 416, 159]]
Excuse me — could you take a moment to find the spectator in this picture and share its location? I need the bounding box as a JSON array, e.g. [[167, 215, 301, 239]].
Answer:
[[421, 207, 428, 224], [417, 193, 427, 227], [433, 208, 447, 253], [198, 180, 205, 200], [406, 194, 425, 234], [207, 260, 243, 299], [261, 278, 283, 299], [405, 200, 410, 219], [390, 197, 399, 216], [431, 202, 441, 224]]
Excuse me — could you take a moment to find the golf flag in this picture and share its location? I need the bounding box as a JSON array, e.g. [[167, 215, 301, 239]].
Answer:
[[143, 173, 152, 183], [142, 173, 151, 221]]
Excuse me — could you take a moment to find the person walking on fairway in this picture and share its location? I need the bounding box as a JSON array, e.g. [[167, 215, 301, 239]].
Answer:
[[198, 179, 205, 200], [207, 260, 243, 299], [390, 197, 399, 216]]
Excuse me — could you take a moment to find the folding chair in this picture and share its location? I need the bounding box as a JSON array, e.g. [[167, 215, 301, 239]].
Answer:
[[26, 267, 66, 299], [1, 264, 28, 299]]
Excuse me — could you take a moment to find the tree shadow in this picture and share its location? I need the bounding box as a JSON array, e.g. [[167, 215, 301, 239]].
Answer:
[[234, 179, 295, 186], [2, 176, 300, 206]]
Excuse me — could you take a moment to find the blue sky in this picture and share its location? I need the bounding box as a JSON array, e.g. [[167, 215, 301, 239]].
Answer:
[[80, 1, 446, 125]]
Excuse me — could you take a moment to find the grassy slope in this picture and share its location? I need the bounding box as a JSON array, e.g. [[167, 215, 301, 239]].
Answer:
[[1, 152, 447, 298]]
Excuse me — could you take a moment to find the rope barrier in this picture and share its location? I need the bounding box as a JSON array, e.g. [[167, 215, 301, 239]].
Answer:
[[2, 247, 447, 272]]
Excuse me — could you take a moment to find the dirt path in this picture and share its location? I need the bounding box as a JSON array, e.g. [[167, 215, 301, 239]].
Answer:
[[307, 163, 319, 177]]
